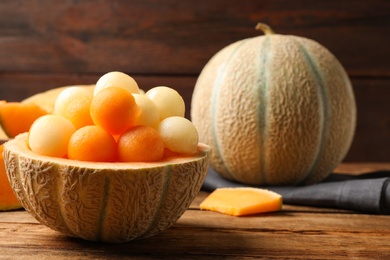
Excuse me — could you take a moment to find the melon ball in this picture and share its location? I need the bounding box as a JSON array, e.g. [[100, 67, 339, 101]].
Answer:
[[94, 71, 140, 95], [28, 115, 76, 158], [117, 125, 164, 162], [133, 94, 160, 128], [90, 87, 139, 136], [158, 116, 198, 154], [53, 86, 93, 129], [145, 86, 185, 120]]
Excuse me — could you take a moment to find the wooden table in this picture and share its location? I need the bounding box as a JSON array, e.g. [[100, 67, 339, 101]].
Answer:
[[1, 163, 390, 259]]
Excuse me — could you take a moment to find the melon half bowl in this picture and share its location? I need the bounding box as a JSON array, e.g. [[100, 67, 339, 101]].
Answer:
[[3, 133, 210, 243]]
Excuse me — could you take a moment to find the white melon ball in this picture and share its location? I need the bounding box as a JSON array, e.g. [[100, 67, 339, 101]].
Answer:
[[145, 86, 185, 120], [158, 116, 198, 154], [94, 71, 140, 95], [53, 87, 93, 128], [54, 87, 92, 113], [133, 94, 160, 128], [28, 115, 76, 157]]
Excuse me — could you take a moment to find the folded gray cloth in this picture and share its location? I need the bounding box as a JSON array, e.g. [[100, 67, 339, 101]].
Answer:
[[202, 168, 390, 214]]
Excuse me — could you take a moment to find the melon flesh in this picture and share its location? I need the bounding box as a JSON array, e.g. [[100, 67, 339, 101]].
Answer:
[[0, 101, 47, 138], [200, 187, 282, 216], [0, 126, 7, 139]]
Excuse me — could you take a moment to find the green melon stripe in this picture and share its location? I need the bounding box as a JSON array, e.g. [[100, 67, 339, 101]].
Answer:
[[55, 165, 74, 237], [256, 36, 271, 184], [97, 174, 110, 241], [210, 40, 247, 179], [140, 165, 171, 237], [297, 41, 329, 183]]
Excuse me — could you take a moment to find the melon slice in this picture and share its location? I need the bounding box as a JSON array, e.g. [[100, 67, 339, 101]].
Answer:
[[200, 187, 282, 216], [0, 101, 48, 138], [0, 145, 22, 211], [21, 85, 95, 113]]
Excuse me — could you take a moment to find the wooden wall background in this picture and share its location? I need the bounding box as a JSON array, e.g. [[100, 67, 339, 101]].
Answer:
[[0, 0, 389, 162]]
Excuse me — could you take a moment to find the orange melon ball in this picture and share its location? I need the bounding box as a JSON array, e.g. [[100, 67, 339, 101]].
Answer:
[[90, 87, 140, 135], [162, 147, 180, 159], [158, 116, 199, 154], [117, 125, 164, 162], [68, 125, 117, 162], [54, 87, 94, 129]]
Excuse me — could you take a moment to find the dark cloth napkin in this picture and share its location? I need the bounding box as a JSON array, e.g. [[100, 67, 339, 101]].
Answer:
[[202, 167, 390, 214]]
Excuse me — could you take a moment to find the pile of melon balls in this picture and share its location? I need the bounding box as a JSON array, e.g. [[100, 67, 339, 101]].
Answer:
[[28, 71, 199, 162]]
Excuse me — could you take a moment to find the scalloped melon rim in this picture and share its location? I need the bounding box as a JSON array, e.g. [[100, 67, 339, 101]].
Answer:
[[7, 133, 209, 169]]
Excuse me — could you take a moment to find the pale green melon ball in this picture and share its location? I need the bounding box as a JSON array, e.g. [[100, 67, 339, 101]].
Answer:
[[133, 94, 160, 128], [145, 86, 185, 120], [94, 71, 140, 95], [158, 116, 198, 154], [28, 115, 76, 157]]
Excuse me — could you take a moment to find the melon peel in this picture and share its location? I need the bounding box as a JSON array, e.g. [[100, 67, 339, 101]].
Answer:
[[3, 133, 210, 242], [0, 144, 23, 211]]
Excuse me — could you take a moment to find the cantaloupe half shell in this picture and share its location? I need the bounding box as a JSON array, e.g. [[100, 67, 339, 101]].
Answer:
[[3, 133, 210, 243]]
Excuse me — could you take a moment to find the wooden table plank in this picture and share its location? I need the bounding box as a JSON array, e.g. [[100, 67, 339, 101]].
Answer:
[[2, 164, 390, 259], [0, 1, 389, 76], [1, 212, 390, 259]]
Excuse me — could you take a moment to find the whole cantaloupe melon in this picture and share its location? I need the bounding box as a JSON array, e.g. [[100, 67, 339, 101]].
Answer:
[[191, 23, 356, 186], [4, 133, 210, 243]]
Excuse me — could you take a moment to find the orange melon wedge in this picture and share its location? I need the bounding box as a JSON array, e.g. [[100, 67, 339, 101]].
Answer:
[[0, 101, 48, 138], [0, 145, 22, 211], [200, 187, 282, 216]]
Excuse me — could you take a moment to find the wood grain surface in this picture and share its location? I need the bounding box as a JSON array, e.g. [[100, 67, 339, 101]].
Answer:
[[1, 190, 390, 259], [0, 0, 389, 161], [1, 163, 390, 259]]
